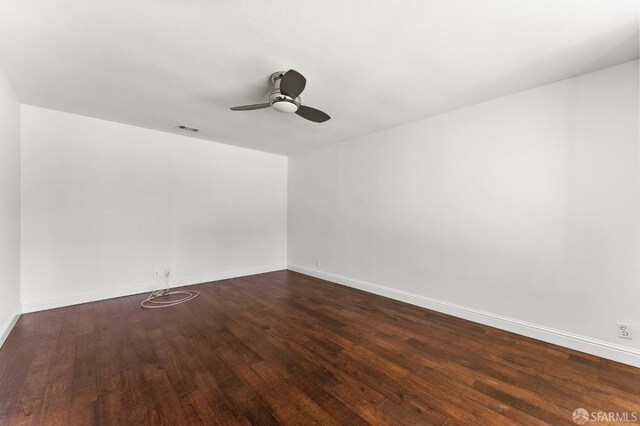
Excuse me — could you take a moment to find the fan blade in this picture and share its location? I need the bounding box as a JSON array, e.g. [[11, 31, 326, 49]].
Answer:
[[230, 103, 270, 111], [280, 69, 306, 98], [296, 105, 331, 123]]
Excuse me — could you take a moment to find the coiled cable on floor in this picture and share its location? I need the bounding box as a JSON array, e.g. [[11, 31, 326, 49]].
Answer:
[[141, 271, 199, 309]]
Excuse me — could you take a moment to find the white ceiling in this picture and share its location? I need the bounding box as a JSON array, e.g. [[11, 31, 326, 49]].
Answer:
[[0, 1, 637, 155]]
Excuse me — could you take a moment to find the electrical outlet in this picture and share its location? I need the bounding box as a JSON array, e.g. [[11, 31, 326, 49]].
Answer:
[[617, 323, 632, 339], [154, 269, 160, 279], [315, 259, 320, 268]]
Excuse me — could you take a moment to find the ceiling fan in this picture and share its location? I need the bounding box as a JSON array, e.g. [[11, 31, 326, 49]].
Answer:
[[230, 70, 331, 123]]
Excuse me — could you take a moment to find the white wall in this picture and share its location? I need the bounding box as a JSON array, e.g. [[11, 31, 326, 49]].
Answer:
[[21, 106, 287, 311], [288, 60, 640, 365], [0, 69, 21, 345]]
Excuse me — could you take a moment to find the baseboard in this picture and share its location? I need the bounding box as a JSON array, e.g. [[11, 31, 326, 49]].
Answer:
[[21, 263, 287, 313], [288, 264, 640, 368], [0, 308, 21, 348]]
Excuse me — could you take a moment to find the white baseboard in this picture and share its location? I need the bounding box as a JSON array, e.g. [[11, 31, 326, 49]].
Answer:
[[0, 308, 21, 348], [21, 264, 287, 313], [288, 264, 640, 368]]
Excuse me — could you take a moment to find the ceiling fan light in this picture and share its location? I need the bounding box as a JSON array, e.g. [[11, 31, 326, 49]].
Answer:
[[271, 100, 298, 113]]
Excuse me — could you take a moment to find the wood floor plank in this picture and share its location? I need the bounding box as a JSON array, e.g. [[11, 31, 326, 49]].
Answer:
[[1, 270, 639, 425], [0, 342, 38, 422], [8, 337, 59, 425]]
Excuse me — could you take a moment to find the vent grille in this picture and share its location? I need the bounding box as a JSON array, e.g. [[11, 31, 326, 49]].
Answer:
[[175, 124, 200, 132]]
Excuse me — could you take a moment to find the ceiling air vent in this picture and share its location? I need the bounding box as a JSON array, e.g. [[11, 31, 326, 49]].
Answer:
[[175, 124, 199, 132]]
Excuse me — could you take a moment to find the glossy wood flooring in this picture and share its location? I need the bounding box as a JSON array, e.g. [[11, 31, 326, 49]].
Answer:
[[1, 270, 639, 425]]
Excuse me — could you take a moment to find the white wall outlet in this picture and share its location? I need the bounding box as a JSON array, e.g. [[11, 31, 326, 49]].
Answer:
[[617, 323, 632, 339], [154, 269, 160, 279], [315, 258, 320, 268]]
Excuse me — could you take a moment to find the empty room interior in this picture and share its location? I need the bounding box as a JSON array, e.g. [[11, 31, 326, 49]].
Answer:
[[1, 1, 640, 424]]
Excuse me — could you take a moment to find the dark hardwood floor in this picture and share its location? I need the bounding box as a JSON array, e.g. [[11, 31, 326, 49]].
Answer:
[[1, 270, 639, 425]]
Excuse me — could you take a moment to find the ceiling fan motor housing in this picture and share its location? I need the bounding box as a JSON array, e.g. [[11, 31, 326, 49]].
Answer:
[[270, 71, 300, 113]]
